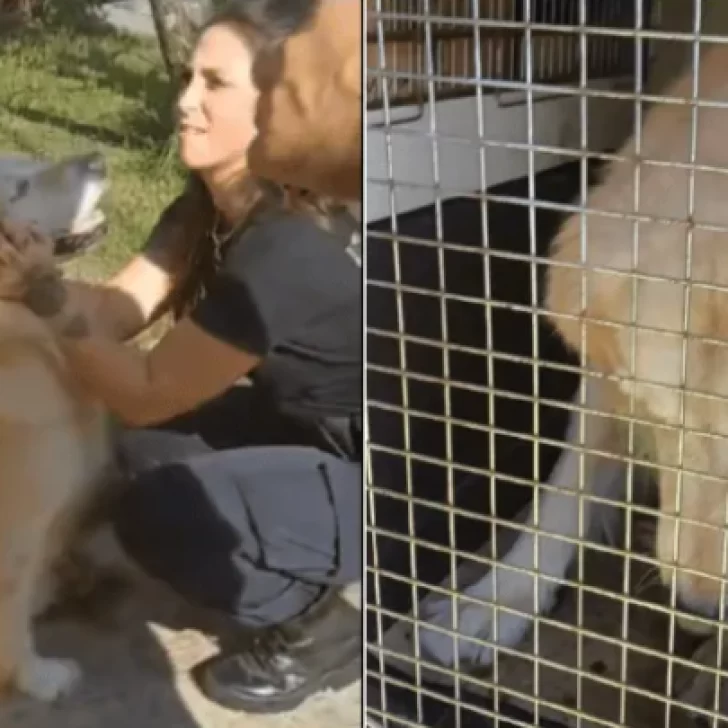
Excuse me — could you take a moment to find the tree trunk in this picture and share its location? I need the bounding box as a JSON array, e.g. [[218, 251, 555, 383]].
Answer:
[[148, 0, 215, 85]]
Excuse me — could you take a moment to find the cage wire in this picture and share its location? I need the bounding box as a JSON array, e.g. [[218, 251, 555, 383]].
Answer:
[[366, 1, 728, 728]]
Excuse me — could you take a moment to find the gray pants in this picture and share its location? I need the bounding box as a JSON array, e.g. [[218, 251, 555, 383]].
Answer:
[[110, 387, 362, 628]]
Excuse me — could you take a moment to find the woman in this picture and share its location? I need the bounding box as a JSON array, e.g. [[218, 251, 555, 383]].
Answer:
[[0, 0, 361, 715]]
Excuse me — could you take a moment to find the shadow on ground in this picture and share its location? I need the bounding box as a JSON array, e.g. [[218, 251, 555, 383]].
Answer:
[[0, 575, 206, 728], [0, 565, 360, 728], [50, 37, 177, 144]]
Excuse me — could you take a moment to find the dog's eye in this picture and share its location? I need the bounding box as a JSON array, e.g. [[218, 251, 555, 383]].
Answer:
[[10, 179, 29, 203]]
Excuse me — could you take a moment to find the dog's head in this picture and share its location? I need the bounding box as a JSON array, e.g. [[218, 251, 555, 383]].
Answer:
[[0, 151, 109, 262]]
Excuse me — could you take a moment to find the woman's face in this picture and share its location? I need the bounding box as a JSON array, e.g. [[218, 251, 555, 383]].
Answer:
[[177, 23, 259, 174]]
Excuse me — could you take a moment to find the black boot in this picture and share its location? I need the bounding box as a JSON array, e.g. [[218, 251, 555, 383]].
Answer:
[[196, 590, 361, 714]]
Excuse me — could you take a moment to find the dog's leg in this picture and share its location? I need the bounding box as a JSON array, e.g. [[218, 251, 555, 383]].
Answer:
[[29, 487, 101, 620], [0, 525, 81, 702], [30, 569, 58, 619], [418, 376, 625, 666]]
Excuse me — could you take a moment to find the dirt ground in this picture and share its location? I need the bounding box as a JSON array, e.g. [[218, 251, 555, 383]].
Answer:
[[0, 533, 362, 728]]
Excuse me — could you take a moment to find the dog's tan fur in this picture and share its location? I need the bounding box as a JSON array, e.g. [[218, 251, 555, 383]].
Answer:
[[546, 43, 728, 612], [0, 154, 112, 701], [0, 303, 111, 701]]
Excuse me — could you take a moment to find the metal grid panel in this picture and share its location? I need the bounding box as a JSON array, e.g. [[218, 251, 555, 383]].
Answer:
[[367, 0, 637, 109], [366, 1, 728, 727]]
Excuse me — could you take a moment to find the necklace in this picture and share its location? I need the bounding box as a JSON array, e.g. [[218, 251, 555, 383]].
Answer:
[[210, 210, 239, 264]]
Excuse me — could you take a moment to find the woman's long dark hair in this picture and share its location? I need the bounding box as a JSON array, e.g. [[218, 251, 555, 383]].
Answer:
[[169, 0, 346, 319]]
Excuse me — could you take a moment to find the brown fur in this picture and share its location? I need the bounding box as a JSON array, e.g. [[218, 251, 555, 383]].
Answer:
[[546, 43, 728, 616], [0, 298, 111, 701]]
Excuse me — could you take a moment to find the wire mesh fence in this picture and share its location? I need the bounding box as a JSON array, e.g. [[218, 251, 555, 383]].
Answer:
[[366, 1, 728, 727], [367, 0, 638, 110]]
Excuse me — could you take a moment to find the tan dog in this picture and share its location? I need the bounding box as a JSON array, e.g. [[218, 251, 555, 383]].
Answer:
[[419, 43, 728, 666], [0, 152, 112, 700]]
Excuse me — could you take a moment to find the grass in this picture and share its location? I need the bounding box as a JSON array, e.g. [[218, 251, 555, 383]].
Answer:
[[0, 18, 187, 278]]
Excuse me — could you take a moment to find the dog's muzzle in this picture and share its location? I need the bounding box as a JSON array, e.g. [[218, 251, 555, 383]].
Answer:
[[53, 219, 109, 262]]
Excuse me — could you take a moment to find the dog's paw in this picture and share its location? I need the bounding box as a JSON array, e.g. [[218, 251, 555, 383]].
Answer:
[[16, 656, 81, 702], [418, 598, 499, 666], [417, 570, 558, 667]]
